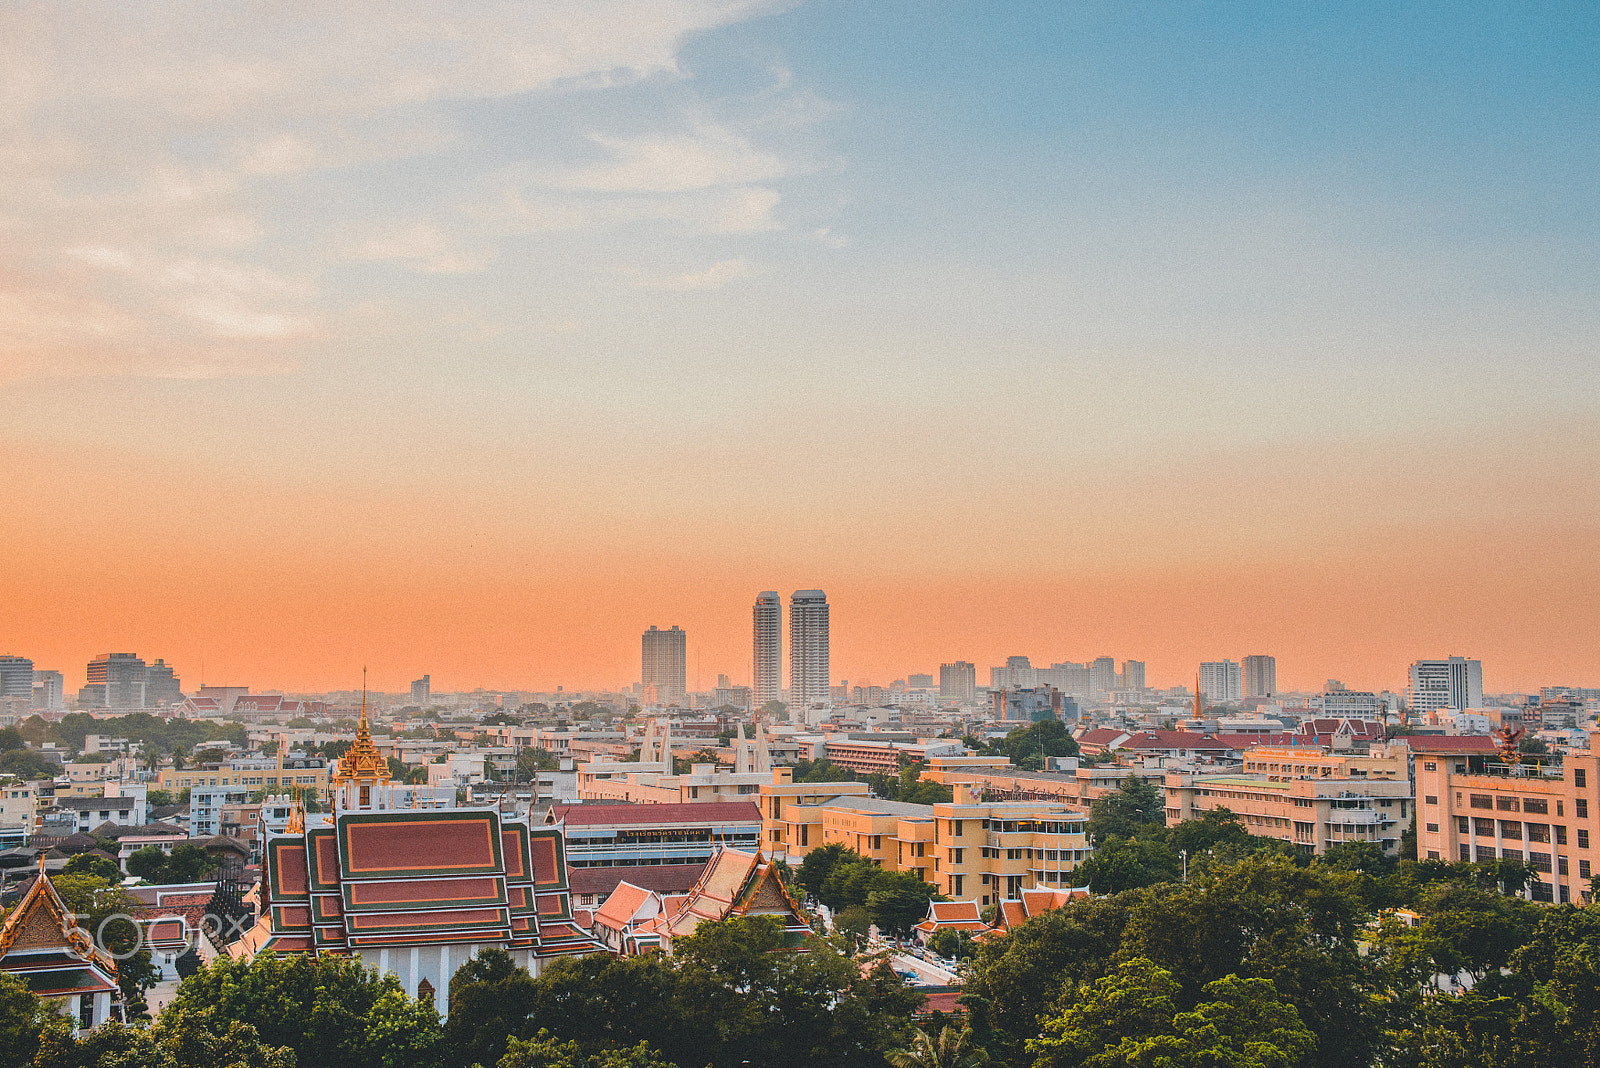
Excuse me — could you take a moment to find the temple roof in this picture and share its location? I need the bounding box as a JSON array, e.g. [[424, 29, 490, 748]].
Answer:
[[0, 869, 119, 998], [333, 692, 390, 786]]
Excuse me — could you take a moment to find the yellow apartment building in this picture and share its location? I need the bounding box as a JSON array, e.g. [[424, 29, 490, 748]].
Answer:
[[158, 757, 330, 802], [1240, 742, 1410, 781], [1164, 771, 1413, 856], [1415, 750, 1599, 904], [759, 770, 1091, 906]]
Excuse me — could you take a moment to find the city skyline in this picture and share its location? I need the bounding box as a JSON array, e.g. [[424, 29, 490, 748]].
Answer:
[[3, 4, 1596, 699]]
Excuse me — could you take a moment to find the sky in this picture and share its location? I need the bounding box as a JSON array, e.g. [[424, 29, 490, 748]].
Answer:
[[2, 2, 1597, 697]]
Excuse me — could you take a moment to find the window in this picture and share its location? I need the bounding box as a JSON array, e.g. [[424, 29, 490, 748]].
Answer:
[[1474, 818, 1495, 836], [79, 995, 93, 1031], [1497, 797, 1521, 812], [1469, 794, 1493, 810], [1500, 821, 1523, 839], [1582, 859, 1593, 879], [1424, 762, 1437, 771], [1580, 799, 1590, 819], [873, 835, 882, 850], [1580, 829, 1590, 849], [1528, 824, 1551, 844], [1456, 816, 1470, 835], [1524, 798, 1549, 815], [1557, 826, 1568, 845], [952, 848, 964, 864], [1458, 845, 1470, 861], [1578, 770, 1588, 788], [1425, 795, 1438, 806], [1425, 823, 1439, 833], [953, 819, 963, 837]]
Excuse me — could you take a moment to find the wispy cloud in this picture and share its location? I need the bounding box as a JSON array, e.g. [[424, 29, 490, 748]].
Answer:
[[632, 257, 753, 290]]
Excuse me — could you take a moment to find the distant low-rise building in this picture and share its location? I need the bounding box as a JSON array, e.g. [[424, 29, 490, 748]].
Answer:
[[1164, 771, 1413, 856]]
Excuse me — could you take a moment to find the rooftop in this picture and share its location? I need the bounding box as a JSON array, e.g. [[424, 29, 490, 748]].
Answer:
[[551, 801, 762, 827]]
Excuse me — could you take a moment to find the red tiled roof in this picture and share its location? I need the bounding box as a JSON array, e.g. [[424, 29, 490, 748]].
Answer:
[[569, 863, 707, 898], [551, 802, 761, 827], [1122, 731, 1233, 749], [594, 882, 656, 930], [1077, 729, 1129, 745]]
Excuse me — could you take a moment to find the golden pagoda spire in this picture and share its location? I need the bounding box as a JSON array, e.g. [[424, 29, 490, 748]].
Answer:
[[1194, 675, 1203, 719], [285, 798, 305, 835], [333, 668, 390, 806]]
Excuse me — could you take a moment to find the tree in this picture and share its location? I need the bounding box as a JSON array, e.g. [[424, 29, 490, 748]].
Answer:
[[1071, 836, 1181, 894], [886, 1025, 990, 1068], [796, 842, 855, 898], [0, 728, 23, 752], [1028, 958, 1314, 1068], [128, 844, 219, 884], [499, 1030, 679, 1068], [0, 972, 70, 1068], [51, 872, 159, 1012], [928, 927, 979, 962], [164, 952, 443, 1068], [445, 948, 540, 1068], [64, 851, 122, 882], [62, 1008, 298, 1068], [1087, 777, 1165, 842]]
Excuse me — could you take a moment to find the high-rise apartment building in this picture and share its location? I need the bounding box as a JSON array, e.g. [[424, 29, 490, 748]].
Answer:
[[1242, 655, 1277, 698], [1198, 660, 1242, 703], [753, 592, 782, 708], [80, 653, 147, 709], [1090, 657, 1117, 695], [0, 657, 34, 700], [1039, 663, 1092, 698], [990, 656, 1036, 690], [1406, 657, 1483, 713], [641, 626, 688, 704], [940, 661, 977, 704], [411, 676, 431, 704], [31, 670, 63, 711], [145, 659, 182, 706], [1121, 660, 1146, 692], [788, 591, 830, 709]]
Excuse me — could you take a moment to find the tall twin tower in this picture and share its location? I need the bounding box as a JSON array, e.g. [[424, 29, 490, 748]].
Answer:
[[753, 590, 829, 711]]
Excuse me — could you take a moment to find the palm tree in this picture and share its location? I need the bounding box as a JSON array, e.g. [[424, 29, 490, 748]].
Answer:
[[885, 1026, 990, 1068]]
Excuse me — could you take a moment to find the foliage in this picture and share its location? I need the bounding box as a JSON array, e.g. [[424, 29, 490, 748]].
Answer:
[[50, 872, 159, 1011], [868, 762, 954, 805], [1072, 836, 1181, 894], [164, 951, 442, 1068], [445, 948, 540, 1068], [1086, 776, 1165, 842], [1029, 958, 1315, 1068], [970, 720, 1079, 772], [0, 971, 71, 1068], [0, 748, 62, 779], [51, 1008, 297, 1068], [887, 1025, 990, 1068], [0, 728, 23, 752], [63, 852, 122, 882], [795, 845, 939, 935], [928, 927, 980, 961], [447, 917, 923, 1068], [792, 758, 857, 783], [25, 712, 245, 756], [127, 845, 220, 885], [499, 1030, 679, 1068]]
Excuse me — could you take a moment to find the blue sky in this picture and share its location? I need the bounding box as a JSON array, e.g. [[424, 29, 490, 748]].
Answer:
[[3, 1, 1598, 691]]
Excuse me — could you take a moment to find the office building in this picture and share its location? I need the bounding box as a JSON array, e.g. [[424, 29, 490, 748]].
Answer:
[[641, 626, 687, 704], [145, 659, 182, 706], [788, 590, 830, 709], [1166, 769, 1412, 857], [1407, 657, 1484, 713], [1090, 657, 1117, 695], [940, 661, 977, 704], [411, 675, 431, 704], [0, 657, 34, 700], [1416, 752, 1599, 904], [1121, 660, 1146, 692], [1243, 655, 1277, 698], [1199, 660, 1242, 703], [80, 653, 146, 709], [907, 673, 934, 689], [31, 670, 63, 711], [753, 591, 782, 708], [1039, 663, 1092, 698]]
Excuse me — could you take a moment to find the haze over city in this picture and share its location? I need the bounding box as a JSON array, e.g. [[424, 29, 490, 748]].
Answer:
[[4, 2, 1597, 695]]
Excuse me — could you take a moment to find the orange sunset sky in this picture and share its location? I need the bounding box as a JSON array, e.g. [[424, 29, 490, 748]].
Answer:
[[2, 4, 1598, 698]]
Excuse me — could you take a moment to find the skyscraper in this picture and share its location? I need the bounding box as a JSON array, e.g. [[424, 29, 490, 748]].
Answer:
[[81, 653, 147, 708], [788, 590, 830, 709], [1406, 657, 1483, 713], [31, 670, 63, 711], [1121, 660, 1146, 692], [641, 626, 687, 704], [145, 658, 182, 705], [753, 591, 782, 708], [939, 661, 977, 704], [1090, 656, 1117, 695], [0, 657, 34, 700], [1242, 655, 1277, 698], [411, 675, 431, 704], [1198, 660, 1242, 703]]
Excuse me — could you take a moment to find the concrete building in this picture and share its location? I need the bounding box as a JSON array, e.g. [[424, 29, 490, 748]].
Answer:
[[191, 784, 251, 838], [641, 626, 687, 705], [1165, 770, 1413, 856], [753, 591, 782, 709], [31, 670, 64, 711], [411, 675, 431, 704], [1312, 690, 1383, 717], [1121, 660, 1146, 692], [1090, 657, 1117, 695], [549, 801, 762, 870], [144, 659, 182, 706], [992, 686, 1068, 723], [940, 661, 977, 704], [1416, 752, 1599, 904], [1199, 660, 1242, 704], [759, 773, 1092, 905], [1242, 655, 1277, 698], [1039, 663, 1092, 698], [1407, 657, 1484, 713], [788, 590, 830, 709], [80, 653, 148, 709], [990, 656, 1036, 691], [0, 657, 34, 700]]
